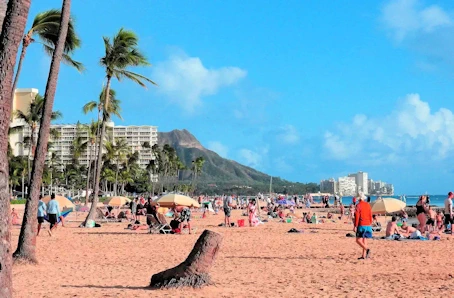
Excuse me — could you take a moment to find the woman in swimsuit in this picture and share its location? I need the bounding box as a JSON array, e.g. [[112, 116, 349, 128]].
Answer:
[[415, 196, 428, 233]]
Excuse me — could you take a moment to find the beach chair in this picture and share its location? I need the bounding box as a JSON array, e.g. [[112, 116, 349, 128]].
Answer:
[[148, 214, 172, 234], [96, 208, 118, 223]]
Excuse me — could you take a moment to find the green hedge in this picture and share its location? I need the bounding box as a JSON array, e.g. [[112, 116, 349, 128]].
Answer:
[[11, 199, 27, 204]]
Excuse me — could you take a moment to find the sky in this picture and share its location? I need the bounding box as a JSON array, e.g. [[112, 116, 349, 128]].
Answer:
[[16, 0, 454, 194]]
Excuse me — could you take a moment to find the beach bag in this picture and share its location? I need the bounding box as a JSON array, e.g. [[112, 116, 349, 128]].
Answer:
[[86, 219, 95, 228]]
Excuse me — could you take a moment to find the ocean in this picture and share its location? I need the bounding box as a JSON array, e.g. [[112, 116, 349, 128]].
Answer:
[[320, 195, 447, 207]]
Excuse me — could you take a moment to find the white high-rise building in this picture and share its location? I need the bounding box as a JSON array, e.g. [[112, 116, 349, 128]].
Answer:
[[348, 171, 368, 195], [338, 176, 356, 196], [9, 89, 158, 169]]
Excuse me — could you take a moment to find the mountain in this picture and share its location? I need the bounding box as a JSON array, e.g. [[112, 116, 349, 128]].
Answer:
[[158, 129, 319, 194], [158, 129, 271, 183]]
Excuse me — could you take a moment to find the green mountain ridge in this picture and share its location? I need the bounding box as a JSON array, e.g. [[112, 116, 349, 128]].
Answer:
[[158, 129, 319, 194]]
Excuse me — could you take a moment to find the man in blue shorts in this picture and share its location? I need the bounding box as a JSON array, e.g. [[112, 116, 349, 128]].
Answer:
[[354, 196, 373, 260]]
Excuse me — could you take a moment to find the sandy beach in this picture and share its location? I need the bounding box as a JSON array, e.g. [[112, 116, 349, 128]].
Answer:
[[10, 207, 454, 298]]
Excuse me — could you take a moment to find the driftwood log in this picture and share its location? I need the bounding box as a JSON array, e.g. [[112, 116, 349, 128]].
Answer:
[[149, 230, 222, 289]]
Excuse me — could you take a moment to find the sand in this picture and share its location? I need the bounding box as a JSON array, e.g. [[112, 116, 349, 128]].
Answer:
[[10, 207, 454, 298]]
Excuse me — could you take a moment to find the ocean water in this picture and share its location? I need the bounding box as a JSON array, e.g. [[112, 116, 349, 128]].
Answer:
[[318, 195, 447, 207]]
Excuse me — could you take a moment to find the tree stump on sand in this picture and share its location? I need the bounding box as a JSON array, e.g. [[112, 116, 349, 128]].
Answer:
[[149, 229, 222, 289]]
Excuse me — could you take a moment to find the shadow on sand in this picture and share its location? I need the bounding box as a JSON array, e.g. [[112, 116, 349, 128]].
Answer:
[[62, 285, 152, 290]]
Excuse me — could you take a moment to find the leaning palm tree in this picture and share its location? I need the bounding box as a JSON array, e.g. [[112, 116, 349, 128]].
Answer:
[[14, 0, 72, 263], [11, 8, 83, 100], [83, 120, 99, 205], [0, 0, 32, 292], [84, 28, 156, 225], [83, 88, 122, 204]]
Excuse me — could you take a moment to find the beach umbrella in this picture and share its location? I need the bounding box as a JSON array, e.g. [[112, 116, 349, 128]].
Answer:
[[276, 199, 295, 206], [155, 193, 200, 208], [370, 198, 406, 214], [42, 195, 75, 211], [104, 196, 131, 207]]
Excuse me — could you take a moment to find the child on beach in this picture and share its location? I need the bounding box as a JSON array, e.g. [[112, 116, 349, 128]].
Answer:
[[11, 208, 19, 225]]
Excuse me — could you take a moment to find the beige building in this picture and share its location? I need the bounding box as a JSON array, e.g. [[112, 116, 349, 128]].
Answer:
[[9, 88, 158, 169]]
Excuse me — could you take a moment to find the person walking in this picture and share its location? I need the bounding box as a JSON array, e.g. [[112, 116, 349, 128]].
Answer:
[[444, 192, 453, 234], [37, 195, 46, 236], [354, 196, 373, 260], [47, 194, 61, 236]]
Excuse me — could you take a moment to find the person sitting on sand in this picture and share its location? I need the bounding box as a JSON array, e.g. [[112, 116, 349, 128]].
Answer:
[[386, 216, 401, 239], [11, 208, 19, 225], [400, 222, 420, 238], [426, 206, 437, 232], [172, 204, 192, 234], [372, 215, 381, 228], [310, 213, 318, 224], [436, 211, 444, 231], [327, 212, 333, 219]]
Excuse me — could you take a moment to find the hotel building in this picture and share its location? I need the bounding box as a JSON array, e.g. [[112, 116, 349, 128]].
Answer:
[[9, 88, 158, 169]]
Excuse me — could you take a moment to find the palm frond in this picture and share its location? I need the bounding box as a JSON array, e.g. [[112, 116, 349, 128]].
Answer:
[[115, 69, 157, 88], [83, 101, 98, 114]]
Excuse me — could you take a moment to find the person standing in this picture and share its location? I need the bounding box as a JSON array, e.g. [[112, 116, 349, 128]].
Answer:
[[223, 195, 233, 227], [47, 194, 61, 236], [131, 198, 138, 222], [354, 196, 373, 260], [37, 195, 47, 236], [444, 192, 453, 234]]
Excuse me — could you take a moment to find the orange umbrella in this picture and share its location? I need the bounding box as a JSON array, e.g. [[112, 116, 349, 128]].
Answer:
[[42, 195, 75, 211]]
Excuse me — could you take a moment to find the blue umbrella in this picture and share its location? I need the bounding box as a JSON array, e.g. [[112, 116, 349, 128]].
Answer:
[[277, 199, 295, 206]]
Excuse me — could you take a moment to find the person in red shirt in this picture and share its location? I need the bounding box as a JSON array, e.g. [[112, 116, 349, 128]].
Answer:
[[354, 196, 373, 260]]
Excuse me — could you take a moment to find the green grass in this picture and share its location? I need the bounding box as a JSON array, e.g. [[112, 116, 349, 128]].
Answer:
[[11, 199, 27, 204]]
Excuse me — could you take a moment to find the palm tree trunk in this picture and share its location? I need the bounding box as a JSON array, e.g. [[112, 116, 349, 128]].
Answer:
[[0, 0, 31, 295], [84, 144, 93, 206], [21, 174, 24, 198], [13, 0, 71, 262], [114, 160, 119, 196], [0, 1, 6, 32], [84, 77, 111, 225], [10, 36, 31, 105]]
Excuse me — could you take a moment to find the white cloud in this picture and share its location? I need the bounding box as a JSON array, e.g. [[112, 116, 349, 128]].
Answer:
[[382, 0, 452, 41], [276, 124, 300, 144], [152, 52, 247, 112], [207, 141, 228, 158], [323, 93, 454, 164], [238, 147, 268, 168]]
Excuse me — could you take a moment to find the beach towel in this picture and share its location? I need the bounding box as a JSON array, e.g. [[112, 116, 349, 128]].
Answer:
[[44, 209, 72, 224]]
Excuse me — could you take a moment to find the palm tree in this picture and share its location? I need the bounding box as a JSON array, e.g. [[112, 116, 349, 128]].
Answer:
[[84, 28, 156, 225], [14, 0, 72, 263], [113, 138, 129, 195], [0, 1, 31, 292], [12, 94, 62, 182], [70, 122, 88, 164], [83, 120, 98, 205], [83, 88, 121, 203], [11, 8, 83, 101], [191, 157, 205, 194]]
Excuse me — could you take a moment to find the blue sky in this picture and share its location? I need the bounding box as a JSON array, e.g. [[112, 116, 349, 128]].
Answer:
[[17, 0, 454, 194]]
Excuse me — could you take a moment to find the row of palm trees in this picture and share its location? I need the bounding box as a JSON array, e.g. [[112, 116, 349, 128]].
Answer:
[[0, 1, 206, 293]]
